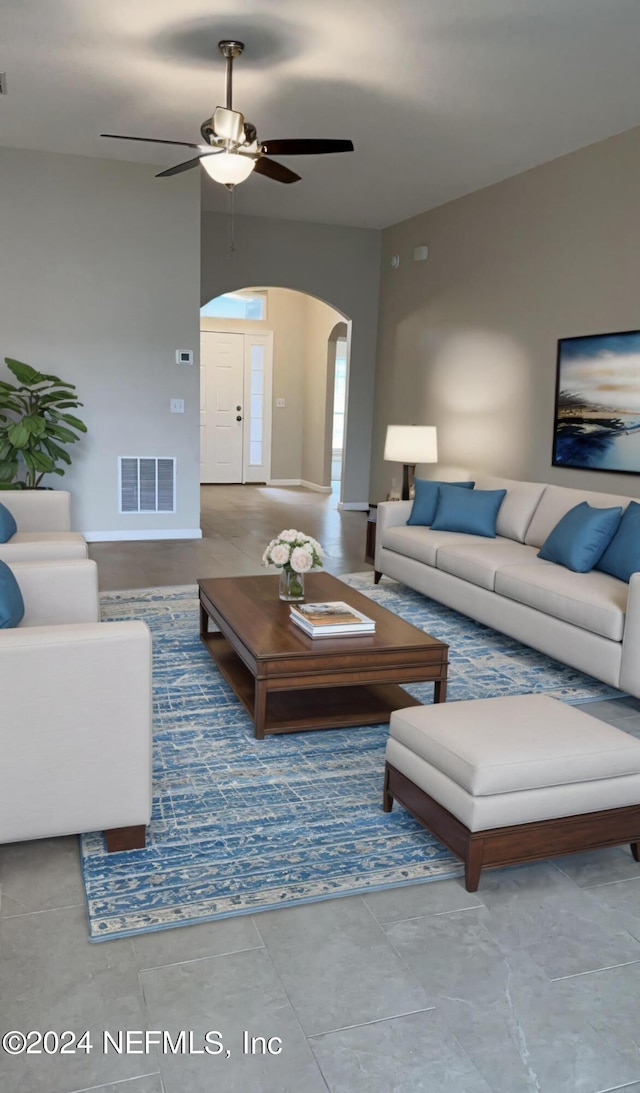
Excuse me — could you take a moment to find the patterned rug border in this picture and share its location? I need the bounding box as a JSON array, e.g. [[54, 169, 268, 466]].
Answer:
[[83, 572, 629, 941], [82, 867, 467, 943]]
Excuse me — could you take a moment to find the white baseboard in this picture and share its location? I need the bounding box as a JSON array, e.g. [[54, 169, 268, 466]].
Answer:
[[267, 479, 331, 493], [83, 528, 203, 542], [338, 501, 369, 511], [300, 480, 332, 494]]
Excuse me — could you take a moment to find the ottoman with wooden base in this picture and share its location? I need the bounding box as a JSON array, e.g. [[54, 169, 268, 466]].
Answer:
[[383, 694, 640, 891]]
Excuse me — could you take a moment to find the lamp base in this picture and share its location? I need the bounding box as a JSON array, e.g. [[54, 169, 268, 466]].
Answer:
[[402, 464, 416, 502]]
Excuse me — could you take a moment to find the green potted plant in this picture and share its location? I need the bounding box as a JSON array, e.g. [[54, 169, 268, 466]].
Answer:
[[0, 357, 87, 489]]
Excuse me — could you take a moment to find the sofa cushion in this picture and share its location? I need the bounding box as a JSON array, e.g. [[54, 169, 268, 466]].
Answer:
[[0, 533, 88, 564], [389, 695, 640, 795], [431, 486, 506, 538], [474, 476, 547, 542], [597, 500, 640, 583], [436, 540, 543, 591], [525, 484, 635, 548], [407, 479, 474, 526], [381, 525, 497, 567], [538, 502, 622, 573], [0, 503, 17, 543], [0, 559, 25, 628], [495, 563, 628, 640]]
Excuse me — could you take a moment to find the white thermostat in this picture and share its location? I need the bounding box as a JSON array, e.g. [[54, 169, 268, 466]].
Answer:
[[176, 349, 194, 365]]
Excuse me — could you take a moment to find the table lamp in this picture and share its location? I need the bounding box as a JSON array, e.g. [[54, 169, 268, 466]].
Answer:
[[384, 425, 438, 500]]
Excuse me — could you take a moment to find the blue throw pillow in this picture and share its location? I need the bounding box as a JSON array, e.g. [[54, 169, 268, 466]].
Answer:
[[407, 480, 475, 526], [538, 502, 622, 573], [0, 502, 17, 543], [596, 501, 640, 582], [431, 485, 507, 538], [0, 560, 24, 628]]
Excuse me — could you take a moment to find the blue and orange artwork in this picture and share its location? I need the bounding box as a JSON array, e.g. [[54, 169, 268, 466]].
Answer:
[[553, 329, 640, 473]]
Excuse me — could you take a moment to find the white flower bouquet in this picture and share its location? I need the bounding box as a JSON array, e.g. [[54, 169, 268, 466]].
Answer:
[[262, 529, 323, 600]]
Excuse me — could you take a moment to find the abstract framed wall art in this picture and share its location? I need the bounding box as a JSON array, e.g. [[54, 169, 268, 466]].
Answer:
[[552, 329, 640, 474]]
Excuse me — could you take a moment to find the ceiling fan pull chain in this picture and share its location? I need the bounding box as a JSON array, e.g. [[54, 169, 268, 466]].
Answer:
[[227, 185, 236, 257]]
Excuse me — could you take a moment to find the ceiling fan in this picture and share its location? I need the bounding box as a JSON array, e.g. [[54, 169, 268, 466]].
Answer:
[[101, 40, 354, 188]]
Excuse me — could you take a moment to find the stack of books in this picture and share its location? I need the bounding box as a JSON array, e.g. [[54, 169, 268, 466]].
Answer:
[[290, 601, 376, 638]]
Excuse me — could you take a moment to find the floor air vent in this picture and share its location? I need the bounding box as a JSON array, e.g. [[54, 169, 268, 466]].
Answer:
[[119, 457, 176, 513]]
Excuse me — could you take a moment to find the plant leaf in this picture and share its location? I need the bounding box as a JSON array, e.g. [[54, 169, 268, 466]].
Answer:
[[29, 450, 55, 472], [0, 399, 26, 414], [0, 460, 19, 482], [58, 413, 87, 432], [38, 395, 83, 409], [7, 422, 30, 448], [22, 415, 47, 438], [5, 358, 46, 386], [47, 423, 81, 444], [39, 373, 77, 389], [42, 437, 72, 465]]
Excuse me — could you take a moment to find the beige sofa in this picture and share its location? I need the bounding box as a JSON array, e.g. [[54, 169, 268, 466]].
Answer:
[[375, 476, 640, 699], [0, 489, 87, 562], [0, 559, 152, 848]]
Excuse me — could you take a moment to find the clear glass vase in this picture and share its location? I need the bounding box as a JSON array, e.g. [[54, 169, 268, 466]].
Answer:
[[279, 566, 305, 601]]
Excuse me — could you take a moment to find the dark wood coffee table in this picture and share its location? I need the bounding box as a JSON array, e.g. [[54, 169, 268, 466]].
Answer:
[[198, 573, 448, 739]]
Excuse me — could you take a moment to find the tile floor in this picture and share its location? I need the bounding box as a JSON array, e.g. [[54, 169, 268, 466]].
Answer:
[[2, 486, 640, 1093]]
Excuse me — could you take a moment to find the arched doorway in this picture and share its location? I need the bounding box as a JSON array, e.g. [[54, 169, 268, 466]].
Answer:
[[199, 286, 351, 499]]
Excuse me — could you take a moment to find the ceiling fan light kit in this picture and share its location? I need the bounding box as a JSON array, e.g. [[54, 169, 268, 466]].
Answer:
[[201, 150, 255, 186], [100, 39, 353, 189]]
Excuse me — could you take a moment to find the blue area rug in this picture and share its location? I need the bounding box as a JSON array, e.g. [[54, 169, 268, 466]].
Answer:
[[82, 573, 627, 941]]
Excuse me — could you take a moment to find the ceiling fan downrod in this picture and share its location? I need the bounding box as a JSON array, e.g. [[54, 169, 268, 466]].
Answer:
[[218, 40, 244, 112]]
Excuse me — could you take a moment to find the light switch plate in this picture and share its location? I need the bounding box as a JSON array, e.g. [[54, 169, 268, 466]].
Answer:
[[170, 398, 185, 413], [175, 350, 193, 365], [276, 397, 285, 408]]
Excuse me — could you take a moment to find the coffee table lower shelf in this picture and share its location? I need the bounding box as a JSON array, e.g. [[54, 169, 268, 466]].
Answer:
[[203, 632, 423, 737]]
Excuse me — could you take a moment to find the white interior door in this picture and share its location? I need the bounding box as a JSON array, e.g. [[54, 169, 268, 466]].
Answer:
[[200, 332, 244, 483], [200, 329, 273, 484]]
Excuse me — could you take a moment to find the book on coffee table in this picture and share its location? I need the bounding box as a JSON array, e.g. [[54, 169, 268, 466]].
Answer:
[[290, 601, 376, 637]]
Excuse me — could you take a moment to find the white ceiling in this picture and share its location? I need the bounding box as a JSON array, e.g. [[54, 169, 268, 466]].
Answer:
[[3, 0, 640, 229]]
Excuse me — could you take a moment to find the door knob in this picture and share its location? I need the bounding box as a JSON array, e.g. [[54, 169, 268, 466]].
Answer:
[[236, 415, 242, 422]]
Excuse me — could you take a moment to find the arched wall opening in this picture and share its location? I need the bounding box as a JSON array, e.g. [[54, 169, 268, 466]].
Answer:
[[200, 210, 381, 510], [199, 286, 351, 497]]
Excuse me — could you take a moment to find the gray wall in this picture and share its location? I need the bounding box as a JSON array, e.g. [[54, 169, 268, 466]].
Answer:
[[0, 147, 201, 537], [371, 124, 640, 501], [201, 210, 381, 506]]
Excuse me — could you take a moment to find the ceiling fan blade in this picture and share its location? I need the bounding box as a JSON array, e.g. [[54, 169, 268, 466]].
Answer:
[[253, 157, 301, 185], [101, 134, 201, 149], [156, 155, 212, 178], [261, 139, 354, 156]]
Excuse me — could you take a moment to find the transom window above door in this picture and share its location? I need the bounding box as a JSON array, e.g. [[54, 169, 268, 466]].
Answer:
[[200, 291, 267, 321]]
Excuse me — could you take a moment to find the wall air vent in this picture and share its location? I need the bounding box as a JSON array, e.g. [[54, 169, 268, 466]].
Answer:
[[0, 74, 7, 95], [119, 457, 176, 514]]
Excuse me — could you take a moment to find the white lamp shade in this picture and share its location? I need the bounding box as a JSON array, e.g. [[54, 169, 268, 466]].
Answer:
[[201, 152, 256, 185], [384, 425, 438, 464]]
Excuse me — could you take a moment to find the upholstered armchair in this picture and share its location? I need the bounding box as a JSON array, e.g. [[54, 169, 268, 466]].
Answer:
[[0, 489, 88, 563], [0, 559, 152, 851]]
